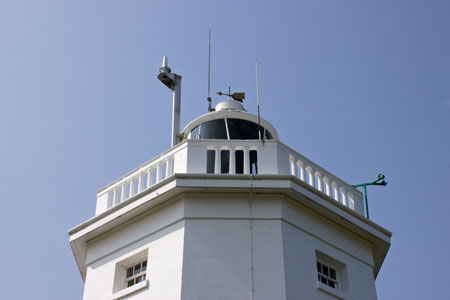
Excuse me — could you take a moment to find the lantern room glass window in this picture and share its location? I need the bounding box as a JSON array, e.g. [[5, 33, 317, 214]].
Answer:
[[199, 119, 228, 139], [189, 118, 273, 140], [227, 118, 273, 140]]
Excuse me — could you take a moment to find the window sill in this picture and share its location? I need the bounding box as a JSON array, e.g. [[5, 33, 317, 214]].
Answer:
[[316, 281, 349, 300], [110, 279, 149, 300]]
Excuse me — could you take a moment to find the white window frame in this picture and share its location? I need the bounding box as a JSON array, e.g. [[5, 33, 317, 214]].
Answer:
[[111, 249, 149, 300], [125, 259, 147, 288], [317, 261, 339, 289], [315, 250, 349, 300]]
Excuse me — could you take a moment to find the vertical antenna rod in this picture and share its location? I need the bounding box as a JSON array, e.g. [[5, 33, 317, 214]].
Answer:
[[255, 59, 263, 141], [207, 30, 212, 112]]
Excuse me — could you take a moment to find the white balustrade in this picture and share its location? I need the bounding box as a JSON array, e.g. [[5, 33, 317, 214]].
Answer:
[[101, 152, 176, 210], [284, 145, 363, 214], [98, 139, 363, 216]]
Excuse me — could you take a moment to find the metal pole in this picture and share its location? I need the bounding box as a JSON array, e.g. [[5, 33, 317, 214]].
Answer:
[[363, 185, 369, 219], [171, 76, 182, 147], [255, 59, 262, 141], [157, 56, 183, 148]]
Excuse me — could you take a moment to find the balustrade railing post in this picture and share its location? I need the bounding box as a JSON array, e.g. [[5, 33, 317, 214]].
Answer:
[[243, 148, 250, 175], [214, 148, 221, 174], [306, 166, 314, 187], [147, 168, 152, 187], [298, 161, 305, 181], [113, 188, 119, 205], [324, 177, 331, 197], [167, 158, 173, 177], [156, 163, 162, 182], [138, 173, 145, 192], [347, 192, 355, 209], [340, 187, 347, 206], [229, 148, 235, 174], [119, 183, 126, 203], [290, 157, 297, 177], [129, 178, 135, 197], [316, 172, 323, 192], [332, 182, 339, 202], [107, 191, 113, 208]]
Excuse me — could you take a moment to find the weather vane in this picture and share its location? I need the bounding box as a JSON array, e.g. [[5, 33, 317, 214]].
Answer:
[[217, 86, 245, 102], [352, 174, 387, 219]]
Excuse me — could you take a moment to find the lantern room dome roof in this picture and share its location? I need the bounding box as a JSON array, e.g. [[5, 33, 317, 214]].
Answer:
[[214, 99, 245, 112], [181, 100, 278, 141]]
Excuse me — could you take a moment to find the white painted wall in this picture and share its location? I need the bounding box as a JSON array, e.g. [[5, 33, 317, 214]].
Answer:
[[82, 200, 185, 300], [82, 193, 379, 300], [95, 192, 109, 215], [181, 219, 253, 299], [282, 222, 377, 300], [180, 193, 287, 300], [173, 145, 188, 174], [185, 142, 208, 174], [281, 199, 377, 300]]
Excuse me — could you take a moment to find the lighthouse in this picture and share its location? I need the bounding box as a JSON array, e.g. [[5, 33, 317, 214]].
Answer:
[[69, 58, 391, 300]]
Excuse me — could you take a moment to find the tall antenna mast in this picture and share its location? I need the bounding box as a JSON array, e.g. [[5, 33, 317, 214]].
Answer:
[[255, 58, 263, 141], [157, 56, 182, 147], [207, 30, 212, 112]]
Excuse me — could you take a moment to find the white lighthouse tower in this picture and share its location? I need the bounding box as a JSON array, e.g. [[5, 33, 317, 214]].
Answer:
[[69, 58, 391, 300]]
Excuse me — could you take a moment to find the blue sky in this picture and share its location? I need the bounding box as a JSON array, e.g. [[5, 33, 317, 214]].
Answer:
[[1, 0, 449, 299]]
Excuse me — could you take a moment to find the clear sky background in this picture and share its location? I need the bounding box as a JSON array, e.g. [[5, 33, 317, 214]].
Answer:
[[1, 0, 449, 299]]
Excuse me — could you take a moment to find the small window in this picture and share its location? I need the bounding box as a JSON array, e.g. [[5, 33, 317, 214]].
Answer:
[[113, 249, 149, 296], [317, 261, 338, 289], [126, 260, 147, 288], [249, 150, 258, 174], [235, 150, 244, 174], [207, 150, 215, 174], [315, 250, 348, 297], [221, 150, 230, 174]]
